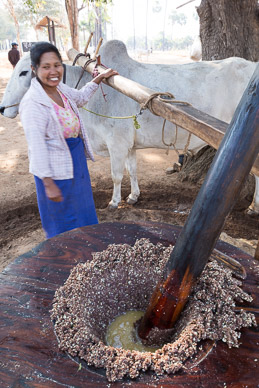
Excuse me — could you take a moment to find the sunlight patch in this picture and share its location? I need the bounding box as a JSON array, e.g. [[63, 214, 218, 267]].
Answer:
[[0, 149, 20, 171]]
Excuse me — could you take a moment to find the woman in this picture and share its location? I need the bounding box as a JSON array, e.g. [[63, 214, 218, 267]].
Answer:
[[19, 42, 118, 238]]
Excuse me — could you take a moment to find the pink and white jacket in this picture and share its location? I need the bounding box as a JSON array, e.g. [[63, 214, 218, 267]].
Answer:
[[19, 78, 99, 180]]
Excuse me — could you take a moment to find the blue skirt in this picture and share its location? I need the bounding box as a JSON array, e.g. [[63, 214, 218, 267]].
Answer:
[[34, 137, 98, 239]]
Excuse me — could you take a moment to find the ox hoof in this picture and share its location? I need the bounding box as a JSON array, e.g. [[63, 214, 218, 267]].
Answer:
[[126, 196, 138, 205], [107, 202, 118, 210], [166, 163, 182, 175], [246, 207, 259, 217]]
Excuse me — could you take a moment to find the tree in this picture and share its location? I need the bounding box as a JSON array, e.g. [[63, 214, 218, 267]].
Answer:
[[65, 0, 81, 50], [132, 0, 135, 50], [152, 0, 161, 13], [0, 8, 17, 42], [65, 0, 112, 51], [19, 0, 63, 43], [5, 0, 22, 56], [145, 0, 149, 50], [79, 20, 89, 43], [197, 0, 259, 61], [162, 0, 167, 50], [91, 0, 111, 47], [168, 10, 186, 40], [153, 31, 172, 50], [180, 0, 259, 208]]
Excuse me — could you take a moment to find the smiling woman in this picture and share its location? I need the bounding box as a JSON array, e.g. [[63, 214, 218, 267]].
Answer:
[[31, 45, 63, 90], [19, 41, 118, 239]]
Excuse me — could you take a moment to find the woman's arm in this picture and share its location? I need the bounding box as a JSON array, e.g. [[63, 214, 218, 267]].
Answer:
[[92, 68, 119, 85], [43, 178, 63, 202], [19, 101, 53, 179], [60, 68, 118, 107]]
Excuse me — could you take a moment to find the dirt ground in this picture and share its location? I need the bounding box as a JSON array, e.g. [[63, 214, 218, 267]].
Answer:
[[0, 51, 258, 272]]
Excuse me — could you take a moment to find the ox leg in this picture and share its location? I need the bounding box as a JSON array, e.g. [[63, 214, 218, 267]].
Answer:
[[247, 175, 259, 215], [108, 148, 127, 209], [125, 148, 140, 205]]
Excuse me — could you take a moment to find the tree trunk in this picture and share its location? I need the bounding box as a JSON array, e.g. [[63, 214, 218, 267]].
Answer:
[[197, 0, 259, 61], [132, 0, 136, 50], [178, 146, 255, 211], [65, 0, 79, 51], [6, 0, 22, 57], [162, 0, 168, 51], [94, 5, 102, 48], [145, 0, 149, 50], [188, 0, 259, 212]]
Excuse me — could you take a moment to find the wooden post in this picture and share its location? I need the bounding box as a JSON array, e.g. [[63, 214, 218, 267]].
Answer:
[[137, 64, 259, 340], [47, 16, 51, 44], [52, 20, 56, 46], [84, 32, 93, 54], [92, 37, 103, 60], [67, 48, 259, 176]]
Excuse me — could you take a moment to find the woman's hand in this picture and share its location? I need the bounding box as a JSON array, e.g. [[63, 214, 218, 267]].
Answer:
[[93, 68, 119, 85], [43, 177, 63, 202]]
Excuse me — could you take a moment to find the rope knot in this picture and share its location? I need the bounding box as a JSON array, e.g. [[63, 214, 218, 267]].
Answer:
[[140, 92, 190, 116], [139, 92, 192, 157]]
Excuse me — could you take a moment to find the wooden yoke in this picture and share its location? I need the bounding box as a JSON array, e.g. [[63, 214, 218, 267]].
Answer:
[[67, 48, 259, 176], [137, 64, 259, 341]]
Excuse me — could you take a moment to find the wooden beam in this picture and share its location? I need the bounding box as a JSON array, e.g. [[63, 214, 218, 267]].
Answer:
[[255, 238, 259, 261], [67, 48, 259, 176]]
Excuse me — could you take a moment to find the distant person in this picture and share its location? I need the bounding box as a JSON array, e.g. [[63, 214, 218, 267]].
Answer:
[[8, 42, 20, 68]]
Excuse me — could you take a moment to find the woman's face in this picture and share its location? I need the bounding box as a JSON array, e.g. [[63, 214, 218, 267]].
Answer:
[[33, 51, 63, 89]]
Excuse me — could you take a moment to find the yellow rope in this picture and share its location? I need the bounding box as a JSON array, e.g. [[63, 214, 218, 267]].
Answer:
[[82, 107, 141, 129], [82, 93, 192, 154], [82, 106, 136, 120]]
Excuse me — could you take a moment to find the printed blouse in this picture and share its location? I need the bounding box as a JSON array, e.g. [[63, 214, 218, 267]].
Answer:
[[51, 91, 81, 138]]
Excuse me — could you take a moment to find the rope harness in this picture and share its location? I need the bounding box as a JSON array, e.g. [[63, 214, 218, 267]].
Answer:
[[72, 53, 193, 157], [72, 54, 140, 128], [72, 53, 108, 102], [72, 53, 94, 89], [139, 92, 192, 156]]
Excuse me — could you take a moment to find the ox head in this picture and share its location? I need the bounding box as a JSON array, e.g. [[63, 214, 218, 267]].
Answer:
[[0, 54, 32, 118]]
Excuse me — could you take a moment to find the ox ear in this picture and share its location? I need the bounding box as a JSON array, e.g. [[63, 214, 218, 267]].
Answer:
[[19, 71, 29, 77], [30, 65, 37, 78]]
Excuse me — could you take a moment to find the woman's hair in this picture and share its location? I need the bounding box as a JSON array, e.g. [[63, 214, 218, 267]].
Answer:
[[30, 42, 62, 68]]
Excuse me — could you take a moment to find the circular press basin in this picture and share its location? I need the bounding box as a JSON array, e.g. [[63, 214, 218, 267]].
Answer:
[[0, 221, 258, 387]]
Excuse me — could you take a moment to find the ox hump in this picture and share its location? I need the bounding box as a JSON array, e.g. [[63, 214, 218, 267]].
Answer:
[[100, 40, 132, 65]]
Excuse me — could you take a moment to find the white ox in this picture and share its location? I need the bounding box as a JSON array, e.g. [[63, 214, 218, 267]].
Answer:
[[1, 40, 258, 213]]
